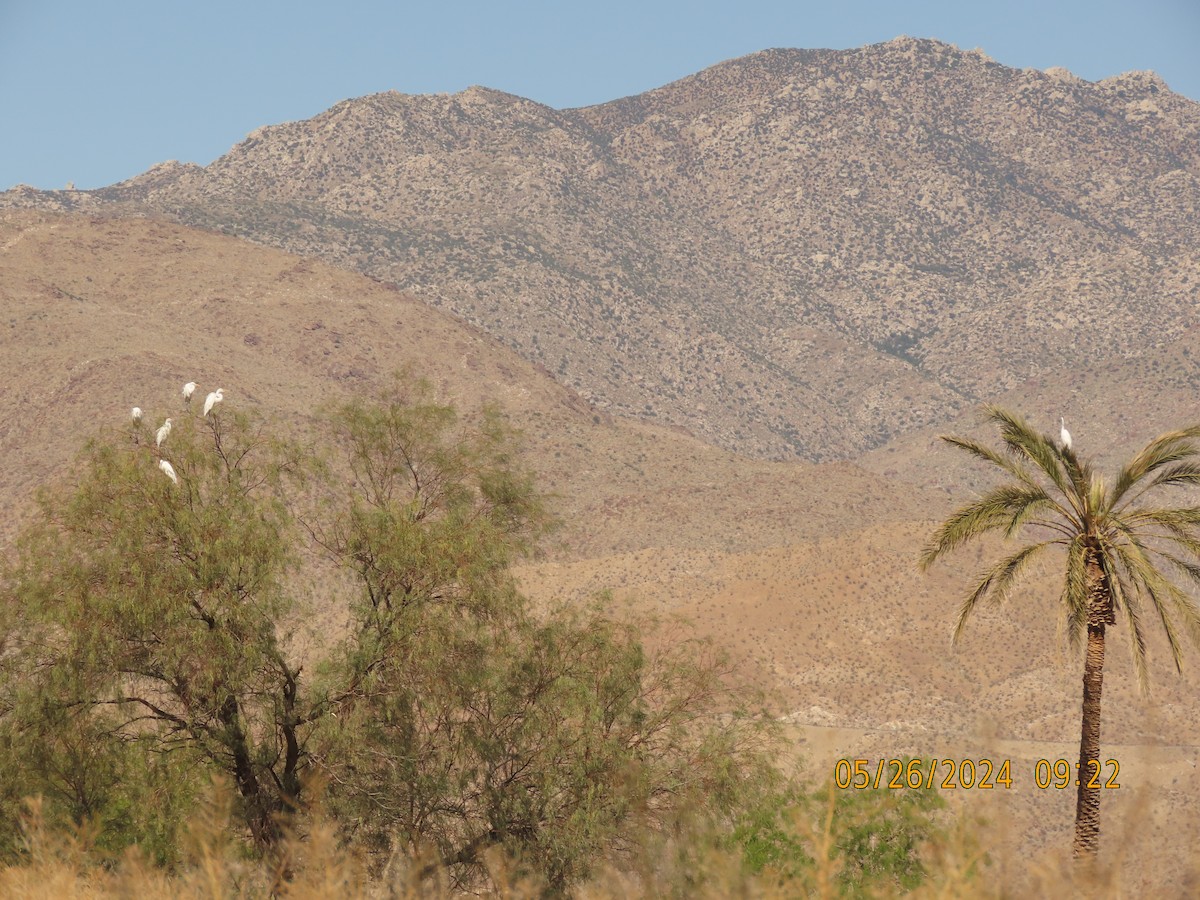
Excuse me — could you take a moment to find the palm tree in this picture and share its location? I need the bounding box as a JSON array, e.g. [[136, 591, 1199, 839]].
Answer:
[[920, 406, 1200, 858]]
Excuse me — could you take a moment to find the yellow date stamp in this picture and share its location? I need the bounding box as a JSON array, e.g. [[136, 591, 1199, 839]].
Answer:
[[835, 758, 1013, 790], [833, 758, 1122, 790]]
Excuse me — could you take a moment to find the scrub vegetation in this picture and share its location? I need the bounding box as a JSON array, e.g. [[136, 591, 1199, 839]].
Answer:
[[0, 378, 949, 896]]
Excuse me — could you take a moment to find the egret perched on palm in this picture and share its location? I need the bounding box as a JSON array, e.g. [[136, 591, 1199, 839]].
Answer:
[[921, 406, 1200, 859], [1060, 416, 1073, 452], [203, 388, 224, 417]]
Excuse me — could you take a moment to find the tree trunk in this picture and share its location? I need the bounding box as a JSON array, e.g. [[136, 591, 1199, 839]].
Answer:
[[1073, 623, 1105, 857], [218, 694, 280, 848], [1074, 549, 1113, 858]]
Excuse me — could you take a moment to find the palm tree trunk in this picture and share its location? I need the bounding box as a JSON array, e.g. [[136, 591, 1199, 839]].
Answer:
[[1074, 548, 1112, 859], [1073, 624, 1106, 857]]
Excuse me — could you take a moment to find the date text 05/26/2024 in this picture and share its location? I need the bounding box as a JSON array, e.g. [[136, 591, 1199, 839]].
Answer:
[[833, 758, 1121, 791]]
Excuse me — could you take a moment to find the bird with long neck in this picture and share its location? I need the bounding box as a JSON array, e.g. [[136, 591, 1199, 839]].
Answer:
[[203, 388, 224, 417], [1060, 417, 1073, 452]]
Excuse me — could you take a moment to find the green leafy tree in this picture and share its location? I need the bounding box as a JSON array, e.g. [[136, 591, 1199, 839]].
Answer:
[[0, 405, 314, 849], [921, 406, 1200, 857], [309, 381, 774, 892], [0, 377, 779, 889]]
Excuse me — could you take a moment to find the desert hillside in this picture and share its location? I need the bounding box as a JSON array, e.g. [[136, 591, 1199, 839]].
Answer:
[[3, 208, 1200, 893], [0, 210, 927, 555], [5, 38, 1199, 464]]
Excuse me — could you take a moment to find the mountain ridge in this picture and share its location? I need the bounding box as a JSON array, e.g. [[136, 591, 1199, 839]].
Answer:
[[4, 38, 1199, 465]]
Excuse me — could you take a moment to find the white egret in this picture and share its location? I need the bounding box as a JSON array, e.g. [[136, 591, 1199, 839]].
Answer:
[[1060, 417, 1073, 452], [158, 459, 178, 484], [183, 381, 197, 403], [203, 388, 224, 417], [156, 417, 173, 448], [131, 407, 143, 423]]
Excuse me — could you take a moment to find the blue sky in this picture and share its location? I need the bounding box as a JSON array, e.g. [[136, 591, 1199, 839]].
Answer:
[[2, 0, 1197, 190]]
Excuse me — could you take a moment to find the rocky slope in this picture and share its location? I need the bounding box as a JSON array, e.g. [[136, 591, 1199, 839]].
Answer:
[[8, 37, 1198, 461]]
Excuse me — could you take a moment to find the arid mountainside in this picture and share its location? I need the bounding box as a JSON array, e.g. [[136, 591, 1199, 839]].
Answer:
[[4, 209, 1200, 893], [6, 37, 1200, 462], [0, 211, 922, 557]]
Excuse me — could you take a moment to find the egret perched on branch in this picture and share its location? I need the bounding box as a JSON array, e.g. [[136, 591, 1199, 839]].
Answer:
[[1060, 417, 1073, 452], [182, 381, 197, 404], [203, 388, 224, 417], [131, 407, 143, 423], [155, 417, 173, 448], [158, 459, 178, 484]]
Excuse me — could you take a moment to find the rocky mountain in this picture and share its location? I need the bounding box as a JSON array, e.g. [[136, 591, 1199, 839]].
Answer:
[[8, 37, 1199, 462]]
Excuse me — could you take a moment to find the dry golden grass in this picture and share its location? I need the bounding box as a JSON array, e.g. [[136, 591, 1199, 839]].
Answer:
[[4, 776, 1194, 898]]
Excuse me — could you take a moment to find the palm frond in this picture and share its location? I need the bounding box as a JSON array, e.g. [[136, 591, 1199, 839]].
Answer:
[[940, 435, 1039, 487], [1135, 546, 1200, 590], [942, 428, 1078, 525], [1099, 538, 1149, 692], [984, 405, 1073, 500], [1146, 461, 1200, 491], [952, 541, 1055, 644], [1003, 497, 1068, 539], [1059, 535, 1089, 653], [1121, 507, 1200, 545], [1062, 448, 1095, 516], [1111, 513, 1200, 656], [1086, 473, 1107, 520], [1022, 519, 1079, 540], [1112, 541, 1190, 672], [921, 485, 1059, 571], [1141, 549, 1200, 652], [1110, 426, 1200, 508], [1109, 513, 1200, 574]]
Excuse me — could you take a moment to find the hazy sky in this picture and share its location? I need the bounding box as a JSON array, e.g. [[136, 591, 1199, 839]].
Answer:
[[2, 0, 1197, 190]]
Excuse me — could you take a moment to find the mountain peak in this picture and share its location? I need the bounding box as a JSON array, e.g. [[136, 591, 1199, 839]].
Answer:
[[1100, 68, 1171, 94], [4, 43, 1199, 462], [1042, 65, 1085, 85]]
